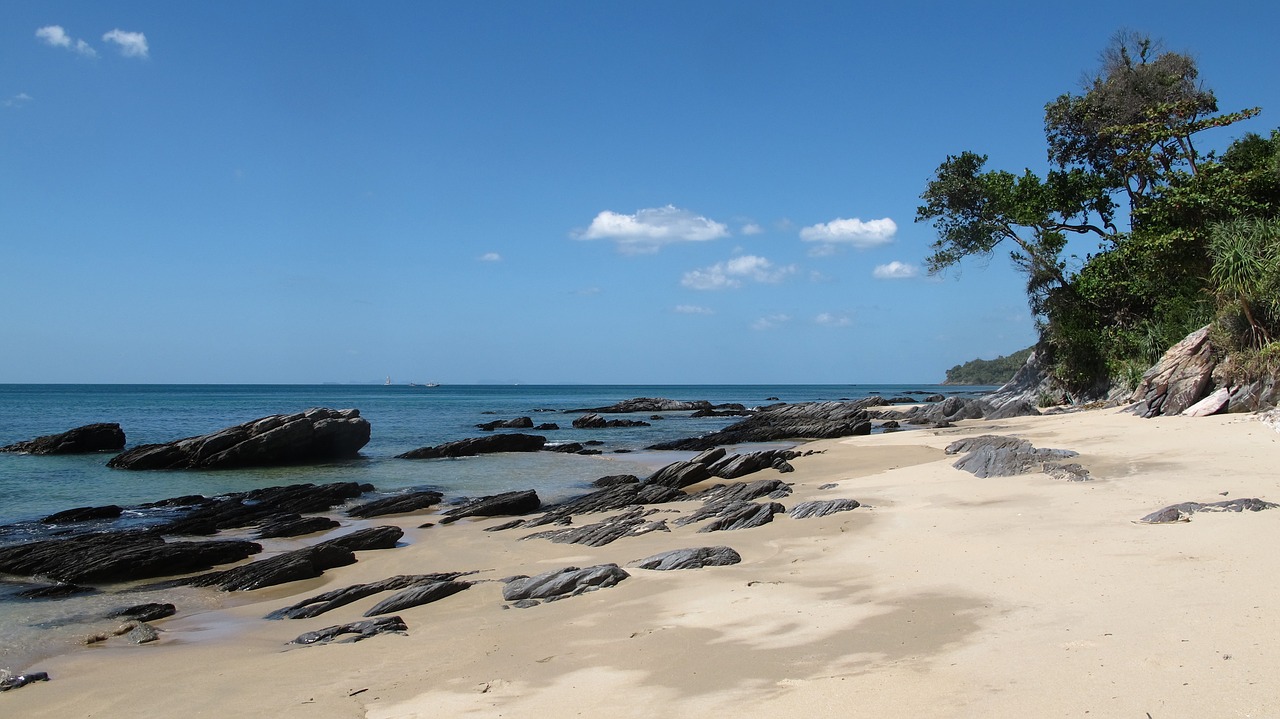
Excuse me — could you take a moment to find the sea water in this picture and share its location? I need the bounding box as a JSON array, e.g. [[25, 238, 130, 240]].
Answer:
[[0, 383, 990, 674]]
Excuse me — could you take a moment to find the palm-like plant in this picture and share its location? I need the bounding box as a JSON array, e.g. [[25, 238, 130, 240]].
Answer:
[[1209, 217, 1280, 347]]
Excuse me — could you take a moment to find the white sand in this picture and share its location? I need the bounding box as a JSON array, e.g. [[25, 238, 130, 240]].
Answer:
[[5, 407, 1279, 718]]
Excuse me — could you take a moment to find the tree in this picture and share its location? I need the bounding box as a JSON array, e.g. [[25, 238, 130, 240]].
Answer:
[[1209, 217, 1280, 347]]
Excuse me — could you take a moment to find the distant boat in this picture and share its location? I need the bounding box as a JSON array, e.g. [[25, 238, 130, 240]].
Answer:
[[385, 376, 392, 386], [409, 382, 441, 388]]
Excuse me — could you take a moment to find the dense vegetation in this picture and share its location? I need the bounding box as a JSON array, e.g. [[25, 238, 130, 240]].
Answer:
[[918, 32, 1280, 400], [943, 347, 1034, 385]]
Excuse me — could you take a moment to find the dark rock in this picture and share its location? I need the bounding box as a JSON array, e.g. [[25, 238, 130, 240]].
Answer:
[[0, 531, 261, 584], [924, 394, 945, 402], [396, 433, 546, 459], [788, 499, 861, 519], [521, 507, 669, 547], [125, 622, 160, 644], [439, 490, 541, 524], [674, 500, 785, 532], [346, 490, 443, 518], [644, 461, 712, 489], [1139, 497, 1279, 524], [0, 671, 50, 691], [180, 544, 356, 591], [475, 417, 534, 431], [266, 573, 472, 620], [880, 420, 900, 429], [545, 442, 584, 453], [690, 447, 728, 466], [577, 449, 603, 455], [683, 479, 792, 505], [534, 423, 560, 431], [501, 564, 629, 603], [588, 470, 640, 486], [566, 398, 714, 414], [628, 546, 742, 570], [290, 616, 408, 645], [649, 401, 876, 451], [706, 450, 801, 479], [160, 482, 369, 535], [111, 603, 176, 623], [316, 526, 404, 552], [256, 514, 341, 539], [107, 408, 369, 470], [516, 483, 684, 529], [1, 423, 126, 455], [41, 505, 124, 524], [946, 435, 1080, 479], [15, 583, 95, 599], [983, 399, 1041, 420], [363, 580, 471, 616], [1129, 325, 1216, 418], [571, 414, 650, 429]]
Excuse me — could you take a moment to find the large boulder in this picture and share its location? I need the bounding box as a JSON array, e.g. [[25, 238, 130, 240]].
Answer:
[[107, 409, 370, 470], [0, 530, 261, 584], [1, 423, 126, 455], [1128, 325, 1217, 418], [396, 433, 545, 459]]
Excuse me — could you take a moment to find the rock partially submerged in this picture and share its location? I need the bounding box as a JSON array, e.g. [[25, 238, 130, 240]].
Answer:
[[1, 423, 126, 455], [1138, 498, 1279, 524], [571, 414, 651, 429], [566, 398, 718, 414], [395, 433, 546, 459], [439, 490, 540, 524], [0, 531, 261, 584], [502, 564, 629, 606], [174, 527, 402, 592], [648, 400, 876, 451], [107, 409, 370, 470], [346, 490, 443, 519], [159, 481, 371, 535], [628, 546, 742, 570]]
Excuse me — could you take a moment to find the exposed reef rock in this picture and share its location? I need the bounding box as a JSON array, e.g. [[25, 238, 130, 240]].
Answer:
[[520, 507, 670, 546], [41, 505, 124, 524], [571, 414, 651, 429], [266, 572, 474, 620], [107, 408, 370, 470], [346, 490, 444, 518], [1138, 497, 1279, 524], [255, 514, 341, 539], [363, 580, 472, 616], [173, 527, 401, 591], [439, 490, 540, 524], [514, 484, 684, 529], [158, 481, 371, 535], [673, 500, 786, 532], [648, 400, 876, 451], [788, 499, 862, 519], [566, 398, 717, 413], [945, 435, 1088, 480], [1, 423, 126, 455], [627, 546, 742, 570], [0, 531, 261, 584], [290, 616, 408, 645], [501, 564, 630, 607], [395, 433, 546, 459], [682, 479, 792, 505], [475, 417, 534, 431]]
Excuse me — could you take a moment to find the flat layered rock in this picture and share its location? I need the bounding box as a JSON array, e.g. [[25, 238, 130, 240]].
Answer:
[[1, 423, 126, 455], [648, 400, 876, 451], [346, 490, 443, 518], [501, 564, 629, 605], [440, 490, 541, 524], [682, 479, 792, 504], [520, 507, 669, 547], [788, 499, 861, 519], [180, 544, 357, 591], [0, 531, 261, 584], [1139, 497, 1279, 524], [159, 481, 370, 535], [290, 616, 408, 645], [107, 408, 370, 470], [396, 433, 546, 459], [566, 398, 717, 414], [945, 435, 1084, 479], [363, 580, 471, 616], [267, 572, 472, 620], [628, 546, 742, 570], [674, 500, 786, 532], [516, 483, 684, 529]]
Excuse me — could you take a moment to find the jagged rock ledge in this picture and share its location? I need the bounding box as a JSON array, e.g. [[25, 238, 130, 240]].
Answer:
[[1, 423, 126, 455]]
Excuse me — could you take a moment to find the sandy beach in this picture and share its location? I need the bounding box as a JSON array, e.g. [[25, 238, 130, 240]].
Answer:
[[5, 406, 1279, 718]]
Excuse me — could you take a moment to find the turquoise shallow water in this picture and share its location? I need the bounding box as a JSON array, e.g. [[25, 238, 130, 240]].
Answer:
[[0, 383, 992, 674]]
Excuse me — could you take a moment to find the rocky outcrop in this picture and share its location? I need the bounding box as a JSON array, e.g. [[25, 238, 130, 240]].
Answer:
[[395, 433, 546, 459], [266, 572, 473, 620], [346, 490, 443, 518], [644, 460, 712, 489], [255, 514, 340, 539], [363, 580, 472, 616], [439, 490, 541, 524], [0, 531, 261, 584], [41, 505, 124, 524], [628, 546, 742, 570], [475, 417, 534, 431], [706, 449, 800, 479], [571, 414, 651, 429], [673, 500, 785, 532], [1138, 497, 1279, 524], [682, 479, 792, 505], [788, 499, 861, 519], [520, 507, 670, 547], [649, 400, 876, 451], [107, 409, 370, 470], [514, 483, 684, 529], [175, 527, 401, 591], [158, 481, 370, 535], [945, 435, 1086, 480], [0, 672, 50, 692], [1129, 326, 1217, 418], [501, 564, 630, 607], [290, 616, 407, 645], [566, 398, 716, 413], [1, 423, 126, 455]]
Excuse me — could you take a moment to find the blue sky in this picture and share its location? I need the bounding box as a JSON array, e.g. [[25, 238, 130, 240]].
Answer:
[[3, 1, 1277, 384]]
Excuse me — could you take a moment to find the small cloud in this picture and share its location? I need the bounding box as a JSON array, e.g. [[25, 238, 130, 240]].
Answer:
[[572, 287, 601, 296], [815, 312, 852, 327], [872, 261, 920, 279], [102, 29, 148, 58], [578, 205, 729, 254], [4, 93, 33, 108], [681, 254, 797, 291], [740, 222, 764, 235], [674, 304, 714, 315], [479, 252, 502, 262], [36, 25, 97, 57], [751, 313, 791, 331], [800, 217, 897, 252]]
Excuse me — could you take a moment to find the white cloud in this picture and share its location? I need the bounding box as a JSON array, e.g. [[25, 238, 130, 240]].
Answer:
[[800, 217, 897, 249], [815, 312, 852, 327], [872, 261, 920, 279], [4, 93, 33, 108], [580, 205, 728, 253], [36, 25, 97, 57], [681, 254, 797, 290], [740, 222, 764, 235], [102, 29, 148, 58], [752, 313, 791, 331], [479, 252, 502, 262], [674, 304, 714, 315]]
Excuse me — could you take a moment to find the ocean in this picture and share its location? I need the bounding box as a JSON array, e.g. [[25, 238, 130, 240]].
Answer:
[[0, 382, 989, 675]]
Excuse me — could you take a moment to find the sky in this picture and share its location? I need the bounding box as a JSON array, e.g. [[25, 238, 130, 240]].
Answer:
[[2, 1, 1278, 384]]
